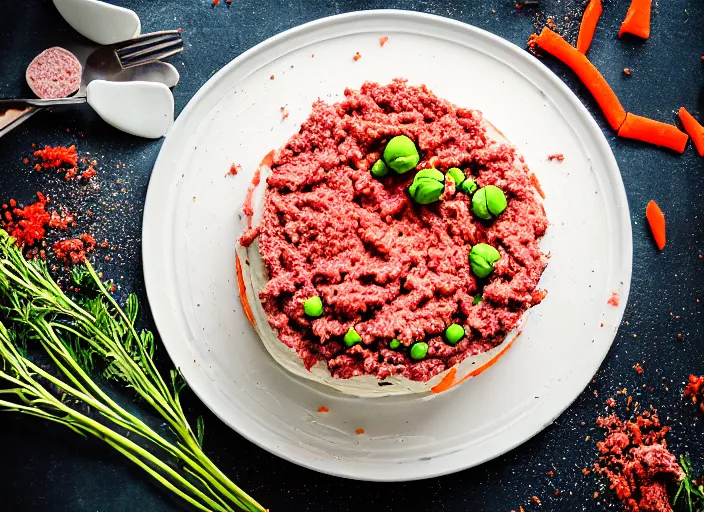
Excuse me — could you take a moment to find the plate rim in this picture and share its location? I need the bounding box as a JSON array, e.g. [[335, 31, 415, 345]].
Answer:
[[142, 9, 632, 481]]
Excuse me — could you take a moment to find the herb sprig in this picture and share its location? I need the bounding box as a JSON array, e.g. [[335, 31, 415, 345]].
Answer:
[[675, 456, 704, 512], [0, 230, 264, 512]]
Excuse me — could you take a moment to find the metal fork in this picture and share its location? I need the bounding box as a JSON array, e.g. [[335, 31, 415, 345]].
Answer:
[[0, 30, 184, 137]]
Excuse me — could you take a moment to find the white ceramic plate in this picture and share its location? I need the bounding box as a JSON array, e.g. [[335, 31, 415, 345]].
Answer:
[[142, 10, 632, 481]]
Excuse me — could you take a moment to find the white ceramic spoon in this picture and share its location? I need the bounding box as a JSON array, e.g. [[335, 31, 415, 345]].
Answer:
[[53, 0, 140, 45], [87, 81, 174, 138]]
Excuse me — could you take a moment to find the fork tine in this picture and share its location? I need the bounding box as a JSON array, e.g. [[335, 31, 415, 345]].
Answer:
[[116, 32, 182, 56], [117, 40, 184, 69], [114, 30, 182, 51]]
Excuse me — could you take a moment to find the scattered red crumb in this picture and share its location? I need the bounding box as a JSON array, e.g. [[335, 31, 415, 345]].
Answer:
[[379, 36, 388, 47], [355, 428, 365, 435], [212, 0, 219, 5], [1, 192, 51, 246], [317, 406, 329, 413], [353, 52, 361, 61], [22, 158, 29, 165], [606, 397, 616, 407], [531, 496, 541, 504], [81, 166, 97, 180], [546, 16, 557, 29], [593, 492, 599, 499], [527, 33, 539, 53], [280, 106, 289, 120], [242, 166, 262, 221], [48, 211, 74, 230], [582, 468, 591, 475], [623, 68, 632, 75], [607, 292, 620, 306], [547, 470, 554, 477], [529, 173, 546, 199], [33, 145, 78, 169], [594, 410, 683, 512], [53, 238, 87, 264], [491, 8, 497, 13], [683, 374, 704, 414], [270, 75, 275, 80], [100, 238, 109, 248], [228, 163, 241, 176], [547, 153, 564, 162], [515, 3, 522, 8], [633, 363, 644, 374], [311, 53, 315, 58]]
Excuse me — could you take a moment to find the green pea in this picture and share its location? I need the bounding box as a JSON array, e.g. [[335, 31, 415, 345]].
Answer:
[[445, 324, 465, 345], [303, 296, 323, 317], [370, 159, 389, 178], [473, 295, 483, 305], [469, 243, 501, 278], [383, 135, 420, 174], [446, 167, 466, 186], [460, 178, 478, 195], [410, 342, 429, 360], [472, 185, 507, 220], [408, 168, 445, 205], [344, 327, 362, 347], [389, 339, 401, 350]]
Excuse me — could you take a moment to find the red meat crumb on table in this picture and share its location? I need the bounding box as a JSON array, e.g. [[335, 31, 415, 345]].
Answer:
[[683, 374, 704, 414], [228, 163, 241, 176], [633, 363, 644, 374], [317, 406, 329, 413], [606, 397, 616, 407], [623, 68, 632, 75], [81, 166, 97, 180], [212, 0, 219, 5], [48, 211, 74, 230], [34, 145, 78, 169], [379, 36, 388, 47], [607, 292, 620, 306], [547, 153, 564, 162], [594, 410, 683, 512], [1, 192, 51, 246], [353, 52, 361, 61], [53, 233, 95, 265], [355, 428, 365, 435]]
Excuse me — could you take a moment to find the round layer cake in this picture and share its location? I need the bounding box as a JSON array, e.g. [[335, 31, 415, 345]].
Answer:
[[238, 79, 548, 396]]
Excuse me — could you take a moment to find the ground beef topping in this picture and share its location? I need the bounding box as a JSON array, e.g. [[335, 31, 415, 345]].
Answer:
[[595, 411, 683, 512], [244, 79, 548, 382]]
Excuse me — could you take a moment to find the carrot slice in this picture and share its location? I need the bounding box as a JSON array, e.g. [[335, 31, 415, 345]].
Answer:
[[577, 0, 603, 54], [617, 113, 688, 153], [618, 0, 652, 39], [236, 254, 256, 328], [536, 28, 626, 130], [645, 200, 666, 250], [678, 107, 704, 156]]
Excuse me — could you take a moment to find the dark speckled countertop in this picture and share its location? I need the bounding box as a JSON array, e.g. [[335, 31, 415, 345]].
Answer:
[[1, 1, 703, 511]]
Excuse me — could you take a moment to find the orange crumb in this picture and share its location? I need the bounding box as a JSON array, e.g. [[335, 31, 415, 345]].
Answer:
[[22, 157, 28, 165], [379, 36, 388, 47], [532, 496, 541, 504], [353, 52, 361, 61], [355, 428, 365, 435], [582, 468, 591, 475], [212, 0, 219, 4], [317, 406, 329, 413], [623, 67, 631, 75], [270, 75, 275, 80], [594, 492, 599, 499], [228, 163, 241, 176], [633, 363, 643, 374], [491, 8, 496, 13]]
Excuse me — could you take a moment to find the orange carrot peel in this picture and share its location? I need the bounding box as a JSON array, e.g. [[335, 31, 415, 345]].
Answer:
[[236, 254, 256, 328], [617, 113, 688, 153], [645, 200, 666, 250], [618, 0, 652, 39], [678, 107, 704, 156], [535, 28, 626, 130], [577, 0, 603, 54]]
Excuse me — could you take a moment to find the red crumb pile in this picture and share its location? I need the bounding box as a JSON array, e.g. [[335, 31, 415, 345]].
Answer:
[[1, 193, 74, 247], [53, 234, 96, 264], [684, 374, 704, 414], [32, 145, 97, 181], [595, 410, 683, 512], [34, 145, 78, 169], [241, 80, 548, 382]]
